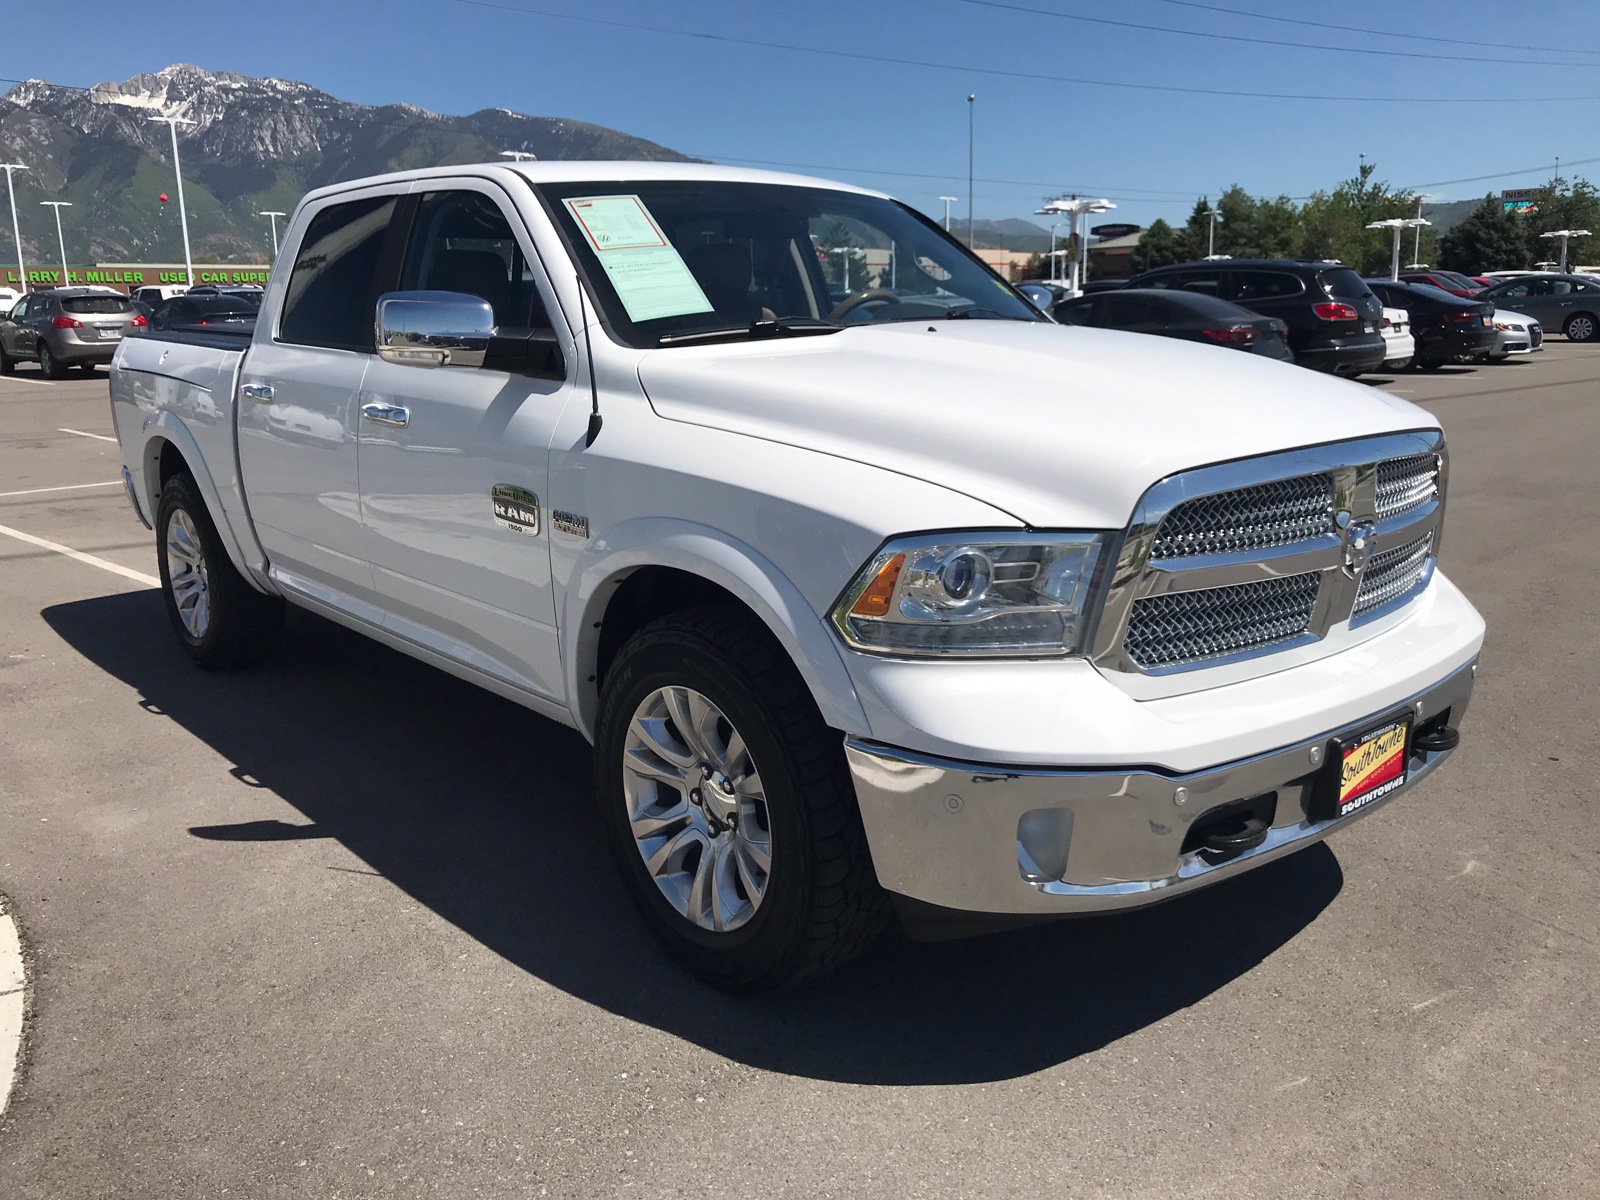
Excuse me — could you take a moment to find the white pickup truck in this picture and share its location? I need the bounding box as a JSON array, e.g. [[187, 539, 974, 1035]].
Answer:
[[110, 162, 1484, 989]]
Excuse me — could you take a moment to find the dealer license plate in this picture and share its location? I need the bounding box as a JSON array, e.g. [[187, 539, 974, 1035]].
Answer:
[[1314, 715, 1411, 821], [96, 326, 122, 340]]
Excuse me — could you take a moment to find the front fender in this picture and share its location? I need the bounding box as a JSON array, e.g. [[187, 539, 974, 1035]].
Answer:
[[561, 518, 869, 742]]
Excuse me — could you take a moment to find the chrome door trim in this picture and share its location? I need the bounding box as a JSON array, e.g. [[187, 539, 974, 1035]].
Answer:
[[1088, 429, 1447, 677]]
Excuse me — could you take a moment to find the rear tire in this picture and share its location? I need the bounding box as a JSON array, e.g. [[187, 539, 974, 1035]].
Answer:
[[595, 605, 886, 991], [155, 472, 283, 669], [37, 342, 65, 380], [1565, 313, 1596, 343]]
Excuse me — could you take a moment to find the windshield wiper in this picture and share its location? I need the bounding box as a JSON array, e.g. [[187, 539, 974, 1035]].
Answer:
[[941, 306, 1035, 321], [657, 317, 841, 347]]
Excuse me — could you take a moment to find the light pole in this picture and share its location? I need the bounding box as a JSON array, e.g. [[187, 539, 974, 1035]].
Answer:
[[1047, 221, 1066, 282], [498, 150, 537, 162], [1367, 217, 1430, 280], [1540, 229, 1591, 273], [1410, 195, 1429, 267], [1205, 206, 1223, 258], [257, 210, 286, 256], [966, 94, 976, 248], [0, 162, 26, 292], [830, 246, 853, 292], [150, 116, 197, 289], [40, 201, 72, 284], [938, 195, 958, 232], [1037, 196, 1115, 292]]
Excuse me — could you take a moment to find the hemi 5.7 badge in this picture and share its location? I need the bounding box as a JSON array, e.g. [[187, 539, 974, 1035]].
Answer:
[[491, 485, 540, 534]]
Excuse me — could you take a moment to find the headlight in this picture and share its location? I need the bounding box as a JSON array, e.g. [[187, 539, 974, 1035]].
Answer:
[[830, 532, 1111, 657]]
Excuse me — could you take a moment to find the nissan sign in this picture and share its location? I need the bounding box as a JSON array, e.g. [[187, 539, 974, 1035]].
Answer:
[[1090, 223, 1141, 238]]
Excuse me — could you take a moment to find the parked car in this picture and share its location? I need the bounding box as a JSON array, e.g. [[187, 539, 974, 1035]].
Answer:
[[132, 284, 189, 306], [1123, 258, 1385, 375], [1485, 309, 1542, 360], [1378, 305, 1415, 371], [1053, 288, 1293, 361], [150, 294, 261, 332], [187, 284, 266, 306], [1475, 273, 1600, 343], [1398, 270, 1482, 298], [109, 161, 1482, 989], [0, 287, 147, 377], [1364, 279, 1496, 369], [0, 286, 22, 311], [1080, 278, 1129, 294]]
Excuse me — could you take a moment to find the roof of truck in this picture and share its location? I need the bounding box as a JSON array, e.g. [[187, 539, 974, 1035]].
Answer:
[[299, 161, 887, 208]]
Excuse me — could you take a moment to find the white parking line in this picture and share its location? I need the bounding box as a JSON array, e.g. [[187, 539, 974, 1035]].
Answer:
[[0, 375, 55, 387], [0, 520, 158, 587], [0, 900, 23, 1119], [57, 427, 118, 443], [0, 480, 121, 499]]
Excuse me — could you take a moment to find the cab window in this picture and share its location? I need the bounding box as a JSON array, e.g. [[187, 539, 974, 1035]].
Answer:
[[279, 194, 399, 352], [399, 190, 550, 332]]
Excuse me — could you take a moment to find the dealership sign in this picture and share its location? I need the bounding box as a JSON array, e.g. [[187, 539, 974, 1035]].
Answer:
[[1501, 188, 1538, 215], [1, 264, 270, 290], [1090, 223, 1142, 238]]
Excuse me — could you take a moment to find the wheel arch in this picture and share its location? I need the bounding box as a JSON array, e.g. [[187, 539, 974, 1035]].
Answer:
[[562, 520, 869, 743], [139, 416, 274, 594]]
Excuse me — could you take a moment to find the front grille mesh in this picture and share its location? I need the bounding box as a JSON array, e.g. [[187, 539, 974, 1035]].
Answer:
[[1375, 454, 1439, 521], [1123, 572, 1321, 669], [1149, 474, 1334, 560], [1354, 534, 1433, 618]]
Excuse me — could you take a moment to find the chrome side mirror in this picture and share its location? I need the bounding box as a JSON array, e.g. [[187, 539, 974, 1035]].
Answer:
[[375, 291, 494, 368]]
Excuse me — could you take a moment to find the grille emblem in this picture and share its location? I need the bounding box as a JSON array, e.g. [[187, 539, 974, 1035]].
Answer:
[[1340, 516, 1378, 577]]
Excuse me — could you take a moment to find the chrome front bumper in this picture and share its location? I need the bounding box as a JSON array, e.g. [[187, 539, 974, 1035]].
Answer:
[[846, 660, 1477, 916]]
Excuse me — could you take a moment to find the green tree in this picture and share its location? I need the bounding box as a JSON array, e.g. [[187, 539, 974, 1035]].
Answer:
[[1214, 185, 1258, 257], [1437, 196, 1532, 273], [1133, 218, 1181, 270], [1173, 197, 1211, 261]]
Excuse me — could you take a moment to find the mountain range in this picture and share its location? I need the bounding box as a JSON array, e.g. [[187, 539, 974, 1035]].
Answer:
[[0, 65, 696, 266]]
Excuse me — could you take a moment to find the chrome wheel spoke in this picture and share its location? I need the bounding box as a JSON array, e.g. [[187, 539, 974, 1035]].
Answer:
[[643, 825, 703, 880], [663, 686, 722, 766], [628, 714, 698, 772], [164, 510, 212, 640], [623, 740, 690, 788], [629, 798, 692, 841]]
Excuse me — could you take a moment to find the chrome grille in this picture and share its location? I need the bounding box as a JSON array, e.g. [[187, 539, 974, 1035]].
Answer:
[[1123, 572, 1321, 669], [1530, 325, 1543, 349], [1354, 534, 1433, 618], [1149, 474, 1333, 560], [1375, 454, 1439, 521]]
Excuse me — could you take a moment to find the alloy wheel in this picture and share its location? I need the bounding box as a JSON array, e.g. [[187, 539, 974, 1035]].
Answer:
[[621, 686, 773, 933], [164, 509, 211, 640]]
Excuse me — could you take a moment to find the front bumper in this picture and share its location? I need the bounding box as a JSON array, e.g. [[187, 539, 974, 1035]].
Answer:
[[847, 659, 1476, 916]]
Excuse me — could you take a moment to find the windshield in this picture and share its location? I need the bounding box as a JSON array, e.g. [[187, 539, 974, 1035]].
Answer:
[[537, 179, 1040, 348]]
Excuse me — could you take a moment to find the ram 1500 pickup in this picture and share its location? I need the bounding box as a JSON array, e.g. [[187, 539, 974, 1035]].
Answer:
[[111, 163, 1484, 989]]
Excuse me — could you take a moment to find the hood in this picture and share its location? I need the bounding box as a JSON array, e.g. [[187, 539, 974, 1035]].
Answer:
[[635, 322, 1434, 529]]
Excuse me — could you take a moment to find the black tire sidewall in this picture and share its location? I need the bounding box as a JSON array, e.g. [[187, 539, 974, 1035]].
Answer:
[[595, 621, 822, 986]]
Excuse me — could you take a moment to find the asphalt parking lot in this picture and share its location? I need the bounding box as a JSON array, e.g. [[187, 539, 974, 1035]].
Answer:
[[1, 344, 1598, 1199]]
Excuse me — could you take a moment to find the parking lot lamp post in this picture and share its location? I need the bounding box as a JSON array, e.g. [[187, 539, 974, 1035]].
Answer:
[[1540, 229, 1591, 274], [150, 116, 197, 289], [1367, 217, 1430, 281], [938, 195, 958, 231], [830, 246, 852, 292], [40, 201, 71, 283], [257, 210, 286, 257], [1048, 221, 1065, 282], [966, 94, 976, 248], [1206, 207, 1223, 258], [1036, 197, 1115, 292], [1412, 195, 1428, 266], [0, 162, 26, 292]]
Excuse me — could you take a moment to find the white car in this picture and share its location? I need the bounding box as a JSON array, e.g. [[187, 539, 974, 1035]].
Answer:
[[108, 161, 1485, 989], [1486, 308, 1542, 360], [1379, 305, 1414, 370]]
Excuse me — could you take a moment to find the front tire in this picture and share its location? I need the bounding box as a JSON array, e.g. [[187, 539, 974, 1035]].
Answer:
[[0, 342, 13, 375], [155, 472, 283, 668], [595, 606, 885, 990], [1565, 312, 1596, 343]]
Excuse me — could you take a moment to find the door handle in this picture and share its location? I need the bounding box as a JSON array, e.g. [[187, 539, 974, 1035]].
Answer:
[[241, 383, 275, 402], [361, 401, 410, 428]]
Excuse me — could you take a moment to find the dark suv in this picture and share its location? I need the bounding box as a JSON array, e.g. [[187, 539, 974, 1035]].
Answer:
[[1121, 259, 1386, 376]]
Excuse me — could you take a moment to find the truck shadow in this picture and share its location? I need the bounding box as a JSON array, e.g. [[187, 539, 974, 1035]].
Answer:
[[43, 591, 1343, 1086]]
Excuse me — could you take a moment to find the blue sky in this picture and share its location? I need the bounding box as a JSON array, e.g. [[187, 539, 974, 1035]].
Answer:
[[12, 0, 1600, 228]]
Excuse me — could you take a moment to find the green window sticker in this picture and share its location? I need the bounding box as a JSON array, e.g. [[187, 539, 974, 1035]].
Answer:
[[563, 195, 714, 323]]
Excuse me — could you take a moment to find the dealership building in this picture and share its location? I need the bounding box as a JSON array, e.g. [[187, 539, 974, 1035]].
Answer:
[[1, 263, 271, 294]]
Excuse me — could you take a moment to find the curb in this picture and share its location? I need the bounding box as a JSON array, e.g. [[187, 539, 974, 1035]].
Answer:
[[0, 896, 23, 1119]]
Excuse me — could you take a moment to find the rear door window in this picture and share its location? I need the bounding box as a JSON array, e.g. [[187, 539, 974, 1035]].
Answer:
[[280, 194, 400, 351], [1227, 271, 1302, 302], [1098, 297, 1168, 330], [1174, 271, 1222, 296]]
